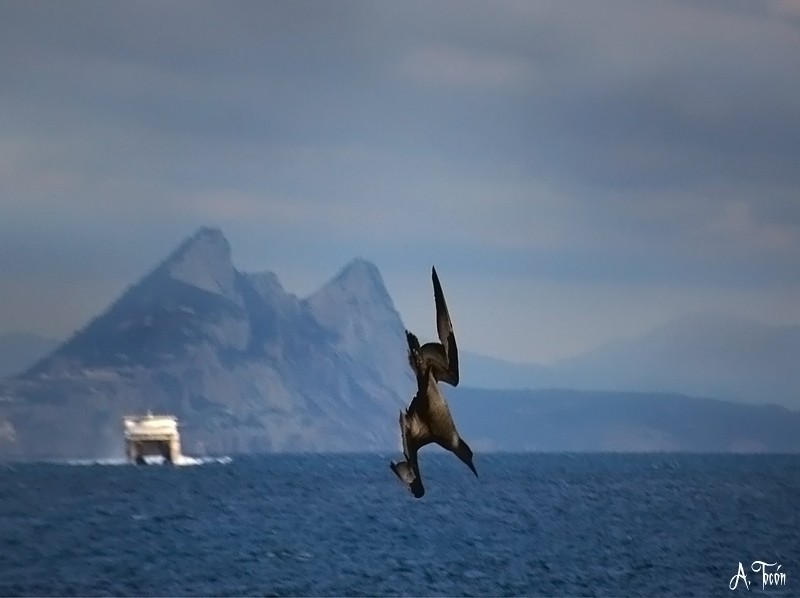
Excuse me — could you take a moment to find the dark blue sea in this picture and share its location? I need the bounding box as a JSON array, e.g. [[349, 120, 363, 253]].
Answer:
[[1, 453, 798, 597]]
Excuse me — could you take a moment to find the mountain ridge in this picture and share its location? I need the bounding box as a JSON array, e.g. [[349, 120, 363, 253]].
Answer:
[[0, 228, 413, 459], [1, 227, 798, 459]]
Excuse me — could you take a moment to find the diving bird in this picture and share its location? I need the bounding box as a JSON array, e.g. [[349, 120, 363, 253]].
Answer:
[[390, 349, 478, 498], [405, 266, 459, 387]]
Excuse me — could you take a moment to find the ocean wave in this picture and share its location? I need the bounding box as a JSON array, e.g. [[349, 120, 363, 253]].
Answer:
[[61, 455, 232, 466], [174, 455, 233, 466]]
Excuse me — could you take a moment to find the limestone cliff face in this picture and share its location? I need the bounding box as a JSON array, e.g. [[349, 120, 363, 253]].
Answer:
[[0, 227, 413, 459]]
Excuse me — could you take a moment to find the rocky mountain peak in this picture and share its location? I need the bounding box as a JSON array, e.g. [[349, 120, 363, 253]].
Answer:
[[313, 258, 392, 306], [305, 258, 411, 396], [162, 227, 238, 303]]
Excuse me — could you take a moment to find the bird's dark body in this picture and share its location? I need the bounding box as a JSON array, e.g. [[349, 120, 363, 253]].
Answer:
[[391, 333, 477, 498]]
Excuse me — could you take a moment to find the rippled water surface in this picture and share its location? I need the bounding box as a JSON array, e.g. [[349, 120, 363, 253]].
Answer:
[[1, 453, 798, 596]]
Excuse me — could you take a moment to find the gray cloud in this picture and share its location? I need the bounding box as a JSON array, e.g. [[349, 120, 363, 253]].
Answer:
[[1, 0, 799, 360]]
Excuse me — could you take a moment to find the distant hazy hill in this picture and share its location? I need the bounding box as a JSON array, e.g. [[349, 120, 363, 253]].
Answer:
[[458, 351, 549, 390], [0, 227, 413, 459], [553, 314, 800, 407], [449, 387, 800, 453], [459, 315, 800, 409], [0, 333, 59, 380]]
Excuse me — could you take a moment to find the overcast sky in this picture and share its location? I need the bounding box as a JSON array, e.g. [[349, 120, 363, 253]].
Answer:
[[1, 0, 799, 364]]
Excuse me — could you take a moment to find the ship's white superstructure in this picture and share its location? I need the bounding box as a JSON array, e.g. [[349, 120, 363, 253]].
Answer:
[[123, 411, 182, 464]]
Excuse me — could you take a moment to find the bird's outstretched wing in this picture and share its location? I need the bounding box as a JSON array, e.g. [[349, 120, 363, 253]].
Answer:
[[432, 266, 459, 386]]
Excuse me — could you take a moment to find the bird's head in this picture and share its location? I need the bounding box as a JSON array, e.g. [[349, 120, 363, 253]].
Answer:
[[456, 438, 478, 478]]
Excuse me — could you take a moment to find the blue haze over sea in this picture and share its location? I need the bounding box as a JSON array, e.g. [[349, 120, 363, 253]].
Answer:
[[1, 453, 797, 596]]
